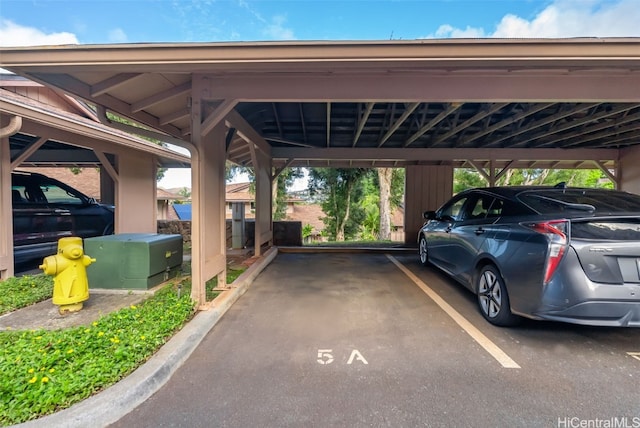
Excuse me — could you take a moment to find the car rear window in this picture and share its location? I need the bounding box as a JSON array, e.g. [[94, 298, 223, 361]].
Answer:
[[571, 219, 640, 240], [518, 189, 640, 214]]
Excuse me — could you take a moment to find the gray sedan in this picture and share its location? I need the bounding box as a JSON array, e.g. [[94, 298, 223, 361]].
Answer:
[[418, 185, 640, 327]]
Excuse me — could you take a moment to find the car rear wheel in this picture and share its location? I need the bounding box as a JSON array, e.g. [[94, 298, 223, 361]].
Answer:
[[476, 265, 519, 326], [419, 235, 429, 266]]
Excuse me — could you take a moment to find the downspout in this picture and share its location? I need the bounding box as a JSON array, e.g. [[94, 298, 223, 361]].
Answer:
[[95, 105, 195, 154], [0, 115, 22, 138]]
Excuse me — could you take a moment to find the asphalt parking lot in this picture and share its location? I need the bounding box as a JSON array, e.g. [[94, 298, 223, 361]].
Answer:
[[111, 252, 640, 428]]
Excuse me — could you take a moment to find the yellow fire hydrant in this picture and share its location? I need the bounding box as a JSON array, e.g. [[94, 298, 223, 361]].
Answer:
[[39, 237, 96, 314]]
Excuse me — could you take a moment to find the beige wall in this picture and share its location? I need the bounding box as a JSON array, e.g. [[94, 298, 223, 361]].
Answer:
[[404, 165, 453, 245], [620, 145, 640, 195], [115, 152, 157, 233], [0, 136, 13, 278]]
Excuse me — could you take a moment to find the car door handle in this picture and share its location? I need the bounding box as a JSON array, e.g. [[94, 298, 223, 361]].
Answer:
[[54, 209, 70, 214], [475, 227, 485, 235]]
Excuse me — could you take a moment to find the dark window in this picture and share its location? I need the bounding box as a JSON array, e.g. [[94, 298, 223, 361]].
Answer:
[[519, 189, 640, 214], [439, 196, 468, 221], [572, 219, 640, 240]]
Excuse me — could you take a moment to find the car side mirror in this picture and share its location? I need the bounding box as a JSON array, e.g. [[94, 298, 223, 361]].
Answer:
[[423, 210, 437, 220]]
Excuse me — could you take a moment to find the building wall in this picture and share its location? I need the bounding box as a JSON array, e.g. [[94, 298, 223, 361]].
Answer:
[[404, 165, 453, 245], [620, 145, 640, 195]]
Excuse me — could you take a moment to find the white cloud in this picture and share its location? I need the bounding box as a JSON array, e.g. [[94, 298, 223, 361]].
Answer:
[[108, 28, 128, 43], [262, 15, 295, 40], [427, 0, 640, 38], [434, 24, 486, 39], [158, 168, 192, 190], [0, 19, 79, 47]]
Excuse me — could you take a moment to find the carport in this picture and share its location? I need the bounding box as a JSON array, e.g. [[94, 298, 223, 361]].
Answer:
[[0, 76, 190, 278], [1, 38, 640, 306]]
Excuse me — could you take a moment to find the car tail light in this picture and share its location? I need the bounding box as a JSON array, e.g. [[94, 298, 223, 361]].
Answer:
[[526, 220, 569, 284]]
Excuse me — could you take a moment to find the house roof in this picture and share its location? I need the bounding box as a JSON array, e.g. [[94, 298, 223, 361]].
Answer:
[[157, 188, 186, 201], [286, 203, 325, 233]]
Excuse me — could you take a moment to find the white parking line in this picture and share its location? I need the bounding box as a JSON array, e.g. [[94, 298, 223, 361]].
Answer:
[[387, 255, 521, 369]]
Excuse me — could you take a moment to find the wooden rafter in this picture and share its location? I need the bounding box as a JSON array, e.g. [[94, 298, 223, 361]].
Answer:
[[352, 102, 374, 147], [378, 102, 419, 148], [403, 103, 462, 148]]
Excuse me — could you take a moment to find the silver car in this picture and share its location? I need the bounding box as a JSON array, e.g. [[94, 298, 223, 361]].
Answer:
[[418, 185, 640, 327]]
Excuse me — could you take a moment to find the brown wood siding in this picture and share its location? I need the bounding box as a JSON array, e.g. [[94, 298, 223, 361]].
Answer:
[[404, 165, 453, 245], [4, 86, 76, 112]]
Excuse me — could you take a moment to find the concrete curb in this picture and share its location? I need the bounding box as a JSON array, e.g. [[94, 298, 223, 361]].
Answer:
[[17, 247, 278, 428]]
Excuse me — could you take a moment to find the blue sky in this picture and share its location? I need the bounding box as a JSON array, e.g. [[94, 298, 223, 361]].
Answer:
[[2, 0, 640, 46], [2, 0, 639, 188]]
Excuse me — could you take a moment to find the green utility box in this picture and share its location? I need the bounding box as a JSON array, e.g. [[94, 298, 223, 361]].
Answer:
[[84, 233, 183, 290]]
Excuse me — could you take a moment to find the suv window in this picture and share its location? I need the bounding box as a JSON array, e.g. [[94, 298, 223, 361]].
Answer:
[[38, 181, 84, 205], [12, 179, 85, 205]]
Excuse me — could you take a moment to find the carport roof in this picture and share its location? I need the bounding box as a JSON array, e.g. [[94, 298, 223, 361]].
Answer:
[[1, 38, 639, 170], [0, 79, 190, 169]]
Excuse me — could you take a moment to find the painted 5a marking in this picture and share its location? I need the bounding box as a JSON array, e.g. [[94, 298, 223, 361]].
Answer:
[[317, 349, 368, 365]]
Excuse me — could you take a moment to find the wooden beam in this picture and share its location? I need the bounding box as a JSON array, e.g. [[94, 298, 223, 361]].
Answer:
[[404, 103, 462, 148], [272, 158, 294, 181], [225, 109, 271, 156], [91, 73, 141, 97], [495, 160, 514, 182], [467, 160, 491, 183], [201, 99, 238, 138], [159, 108, 190, 126], [378, 102, 419, 148], [432, 103, 508, 146], [10, 136, 47, 170], [522, 104, 640, 148], [94, 150, 119, 184], [131, 82, 191, 113], [594, 160, 618, 183], [352, 102, 374, 147], [497, 103, 600, 147], [326, 102, 331, 147], [271, 147, 619, 162]]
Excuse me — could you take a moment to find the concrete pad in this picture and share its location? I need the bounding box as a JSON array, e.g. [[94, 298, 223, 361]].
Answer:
[[0, 291, 151, 331]]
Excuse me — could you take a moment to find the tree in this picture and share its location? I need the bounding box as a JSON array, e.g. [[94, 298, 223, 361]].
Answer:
[[308, 168, 368, 241], [177, 187, 191, 201], [454, 167, 615, 192], [273, 168, 303, 221], [375, 168, 405, 241], [377, 168, 393, 240]]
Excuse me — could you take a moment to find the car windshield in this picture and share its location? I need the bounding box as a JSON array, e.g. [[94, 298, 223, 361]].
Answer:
[[518, 189, 640, 214]]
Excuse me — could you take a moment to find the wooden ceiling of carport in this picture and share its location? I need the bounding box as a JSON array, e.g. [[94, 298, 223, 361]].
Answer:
[[0, 82, 191, 169], [2, 39, 639, 172]]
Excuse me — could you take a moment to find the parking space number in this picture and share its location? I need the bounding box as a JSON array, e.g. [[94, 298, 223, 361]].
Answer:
[[317, 349, 368, 365], [317, 349, 334, 365]]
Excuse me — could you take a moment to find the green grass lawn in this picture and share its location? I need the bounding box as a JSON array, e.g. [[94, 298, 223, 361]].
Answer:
[[0, 265, 246, 426], [0, 275, 53, 316]]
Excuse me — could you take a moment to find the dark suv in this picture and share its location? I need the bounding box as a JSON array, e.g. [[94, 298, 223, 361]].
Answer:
[[11, 171, 114, 265]]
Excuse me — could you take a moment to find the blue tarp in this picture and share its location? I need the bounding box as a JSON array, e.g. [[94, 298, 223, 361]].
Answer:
[[173, 204, 192, 220]]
